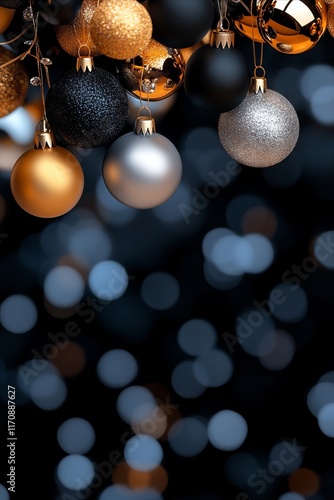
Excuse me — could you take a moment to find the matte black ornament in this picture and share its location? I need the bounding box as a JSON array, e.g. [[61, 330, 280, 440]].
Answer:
[[45, 63, 129, 148], [0, 0, 25, 8], [147, 0, 214, 48], [184, 30, 250, 112]]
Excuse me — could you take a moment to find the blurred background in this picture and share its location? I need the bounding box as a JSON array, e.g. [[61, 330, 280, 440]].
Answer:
[[1, 1, 334, 499]]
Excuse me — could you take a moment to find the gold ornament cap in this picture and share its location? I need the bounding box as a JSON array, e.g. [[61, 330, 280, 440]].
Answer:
[[134, 111, 156, 136], [249, 66, 268, 94], [210, 29, 235, 48], [34, 119, 55, 149], [76, 56, 95, 73]]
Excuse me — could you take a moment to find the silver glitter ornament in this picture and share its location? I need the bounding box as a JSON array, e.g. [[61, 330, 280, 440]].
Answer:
[[218, 76, 300, 168], [103, 114, 182, 209]]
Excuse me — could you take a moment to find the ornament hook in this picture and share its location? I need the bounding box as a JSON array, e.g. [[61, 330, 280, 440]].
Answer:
[[137, 105, 152, 119]]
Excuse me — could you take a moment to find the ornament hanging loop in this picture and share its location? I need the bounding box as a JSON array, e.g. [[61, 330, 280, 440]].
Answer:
[[137, 105, 152, 119], [254, 65, 265, 78], [217, 17, 230, 32]]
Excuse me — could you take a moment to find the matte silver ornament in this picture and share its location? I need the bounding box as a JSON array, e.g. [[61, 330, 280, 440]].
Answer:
[[103, 115, 182, 208], [218, 80, 300, 168]]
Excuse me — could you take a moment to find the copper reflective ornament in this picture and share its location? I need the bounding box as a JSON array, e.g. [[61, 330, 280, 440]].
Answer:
[[327, 3, 334, 36], [118, 39, 185, 101], [0, 46, 29, 118], [55, 0, 100, 57], [10, 145, 84, 218], [229, 0, 263, 43], [0, 6, 15, 33], [258, 0, 327, 54]]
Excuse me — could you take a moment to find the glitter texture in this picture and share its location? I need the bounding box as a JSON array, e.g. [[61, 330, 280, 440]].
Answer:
[[90, 0, 152, 60], [218, 89, 300, 168], [0, 46, 29, 118], [45, 67, 128, 148], [56, 0, 100, 57], [0, 0, 23, 8], [327, 4, 334, 37]]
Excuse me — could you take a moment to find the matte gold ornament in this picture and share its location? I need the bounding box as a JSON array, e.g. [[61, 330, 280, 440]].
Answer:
[[90, 0, 153, 60], [118, 39, 185, 101], [230, 0, 263, 43], [0, 46, 29, 118], [10, 120, 84, 218], [55, 0, 101, 57], [258, 0, 327, 54], [0, 6, 15, 33]]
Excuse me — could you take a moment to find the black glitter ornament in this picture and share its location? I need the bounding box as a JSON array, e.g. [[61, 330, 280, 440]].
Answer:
[[0, 0, 25, 8], [184, 30, 250, 112], [45, 63, 129, 148]]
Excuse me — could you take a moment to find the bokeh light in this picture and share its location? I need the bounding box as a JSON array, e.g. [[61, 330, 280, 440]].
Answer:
[[43, 266, 85, 308], [314, 231, 334, 269], [0, 294, 37, 334], [168, 417, 208, 457], [177, 318, 217, 356], [258, 330, 296, 370], [30, 373, 67, 411], [269, 284, 308, 323], [208, 410, 248, 451], [57, 418, 96, 454], [236, 310, 276, 357], [171, 360, 206, 399], [288, 468, 320, 496], [50, 342, 86, 378], [0, 484, 9, 500], [57, 454, 94, 490], [278, 494, 305, 500], [88, 260, 128, 301], [193, 348, 234, 387], [317, 403, 334, 437], [67, 224, 112, 267], [0, 106, 35, 145], [116, 386, 156, 425], [269, 440, 304, 475], [97, 349, 138, 388], [141, 272, 180, 310], [307, 381, 334, 417], [124, 435, 163, 472]]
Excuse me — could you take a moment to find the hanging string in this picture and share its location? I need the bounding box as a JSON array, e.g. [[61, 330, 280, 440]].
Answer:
[[250, 0, 264, 76], [138, 60, 151, 117], [216, 0, 229, 31]]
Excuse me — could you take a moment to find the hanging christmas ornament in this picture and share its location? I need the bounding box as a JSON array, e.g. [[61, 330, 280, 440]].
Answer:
[[147, 0, 215, 48], [55, 0, 101, 58], [0, 46, 29, 118], [218, 71, 300, 168], [0, 8, 15, 34], [90, 0, 153, 60], [10, 119, 84, 217], [45, 57, 128, 148], [324, 0, 334, 4], [229, 0, 263, 43], [184, 1, 250, 113], [0, 0, 24, 8], [327, 3, 334, 35], [117, 39, 185, 101], [258, 0, 327, 54], [103, 109, 182, 209]]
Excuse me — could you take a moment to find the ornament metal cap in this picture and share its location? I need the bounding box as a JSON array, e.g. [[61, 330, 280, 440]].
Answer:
[[249, 67, 267, 94], [134, 107, 156, 135], [76, 56, 94, 73], [34, 119, 55, 149], [210, 29, 235, 49]]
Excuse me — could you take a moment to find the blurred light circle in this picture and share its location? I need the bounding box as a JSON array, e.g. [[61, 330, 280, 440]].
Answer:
[[177, 318, 217, 356], [168, 417, 208, 457], [99, 485, 134, 500], [57, 418, 96, 454], [278, 494, 305, 500], [0, 106, 35, 145], [171, 360, 206, 399], [300, 64, 334, 102], [124, 435, 163, 472], [68, 225, 112, 267], [97, 349, 138, 388], [241, 206, 277, 238], [88, 260, 128, 301], [208, 410, 248, 451], [117, 386, 156, 424], [288, 468, 320, 496], [242, 234, 274, 273], [203, 259, 243, 290], [193, 348, 234, 387], [153, 183, 193, 224], [269, 440, 304, 475], [96, 176, 137, 225], [314, 231, 334, 269], [44, 266, 85, 308], [51, 341, 86, 378], [236, 310, 276, 357], [141, 272, 180, 310], [202, 227, 234, 262], [126, 465, 168, 493], [211, 234, 250, 276], [310, 86, 334, 125], [224, 452, 259, 488], [0, 294, 37, 334], [30, 374, 67, 410], [131, 404, 168, 439], [57, 454, 94, 490], [0, 484, 9, 500], [307, 382, 334, 417], [269, 284, 308, 323], [17, 360, 58, 395], [226, 195, 267, 234], [319, 371, 334, 384], [318, 403, 334, 437], [259, 330, 296, 370]]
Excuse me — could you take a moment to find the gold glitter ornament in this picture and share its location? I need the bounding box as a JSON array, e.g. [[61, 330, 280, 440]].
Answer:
[[327, 3, 334, 36], [0, 46, 29, 118], [258, 0, 327, 54], [118, 38, 185, 101], [55, 0, 101, 57], [0, 7, 15, 34], [90, 0, 153, 60]]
